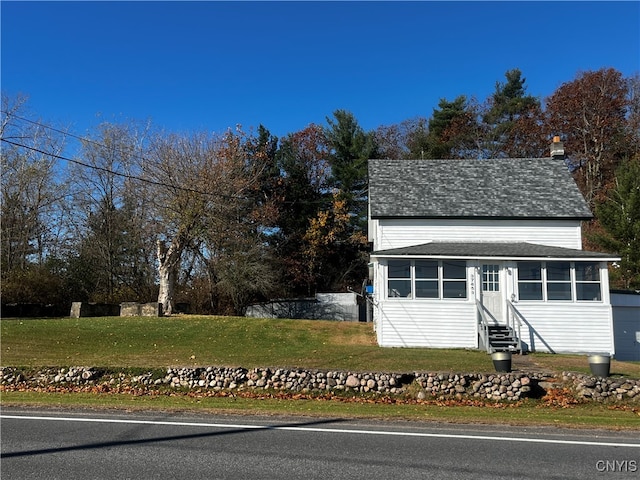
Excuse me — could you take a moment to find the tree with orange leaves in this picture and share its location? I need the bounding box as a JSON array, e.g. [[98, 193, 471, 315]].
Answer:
[[546, 68, 630, 205]]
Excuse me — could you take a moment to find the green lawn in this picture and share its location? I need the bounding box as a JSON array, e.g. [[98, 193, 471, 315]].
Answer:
[[1, 316, 497, 372], [2, 316, 639, 376], [2, 315, 639, 430]]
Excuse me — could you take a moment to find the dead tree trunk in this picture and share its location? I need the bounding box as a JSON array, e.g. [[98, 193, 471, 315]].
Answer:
[[157, 239, 183, 316]]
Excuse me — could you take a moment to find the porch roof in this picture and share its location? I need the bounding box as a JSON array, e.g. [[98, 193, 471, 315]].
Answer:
[[370, 242, 619, 261]]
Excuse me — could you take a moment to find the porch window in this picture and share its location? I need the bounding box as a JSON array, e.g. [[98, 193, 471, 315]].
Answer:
[[576, 262, 601, 301], [516, 261, 602, 302], [386, 259, 467, 300], [388, 260, 411, 297], [443, 260, 467, 298], [517, 261, 543, 300], [546, 261, 571, 301], [415, 260, 439, 298]]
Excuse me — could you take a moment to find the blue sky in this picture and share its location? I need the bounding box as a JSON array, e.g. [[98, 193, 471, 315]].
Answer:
[[2, 1, 639, 140]]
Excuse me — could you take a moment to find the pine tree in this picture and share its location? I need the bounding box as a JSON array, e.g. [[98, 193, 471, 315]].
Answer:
[[594, 158, 640, 289]]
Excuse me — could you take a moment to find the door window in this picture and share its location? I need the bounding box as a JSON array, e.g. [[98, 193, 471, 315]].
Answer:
[[482, 264, 500, 292]]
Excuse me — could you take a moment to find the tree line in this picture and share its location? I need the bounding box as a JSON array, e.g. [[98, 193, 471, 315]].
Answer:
[[2, 67, 639, 316]]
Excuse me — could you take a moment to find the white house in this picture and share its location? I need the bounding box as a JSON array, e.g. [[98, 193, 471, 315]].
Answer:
[[367, 140, 620, 355]]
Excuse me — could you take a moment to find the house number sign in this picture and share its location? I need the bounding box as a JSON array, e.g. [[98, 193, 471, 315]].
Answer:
[[470, 273, 476, 296]]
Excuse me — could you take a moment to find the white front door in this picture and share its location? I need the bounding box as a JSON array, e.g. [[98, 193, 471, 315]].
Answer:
[[481, 263, 504, 324]]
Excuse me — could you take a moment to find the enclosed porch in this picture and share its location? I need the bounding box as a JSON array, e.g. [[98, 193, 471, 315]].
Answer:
[[369, 242, 619, 355]]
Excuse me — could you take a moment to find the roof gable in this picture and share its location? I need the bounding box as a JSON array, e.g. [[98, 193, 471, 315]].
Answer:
[[368, 158, 593, 219]]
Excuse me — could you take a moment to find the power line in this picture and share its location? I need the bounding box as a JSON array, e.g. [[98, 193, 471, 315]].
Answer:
[[2, 113, 251, 199], [0, 112, 344, 207], [3, 112, 155, 158], [0, 137, 240, 199]]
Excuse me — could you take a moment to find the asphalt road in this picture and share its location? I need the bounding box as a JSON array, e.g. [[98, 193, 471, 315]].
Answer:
[[1, 408, 639, 480]]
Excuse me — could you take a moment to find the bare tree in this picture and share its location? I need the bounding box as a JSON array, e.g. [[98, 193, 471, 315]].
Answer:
[[145, 128, 276, 315], [1, 94, 67, 272], [69, 121, 156, 302]]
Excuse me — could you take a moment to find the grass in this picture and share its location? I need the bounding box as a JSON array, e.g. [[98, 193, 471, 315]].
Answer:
[[0, 316, 497, 372], [2, 391, 639, 430], [2, 315, 639, 376], [2, 315, 639, 429], [532, 353, 640, 378]]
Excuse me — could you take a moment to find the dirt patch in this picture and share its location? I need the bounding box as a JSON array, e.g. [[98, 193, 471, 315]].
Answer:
[[328, 322, 378, 346]]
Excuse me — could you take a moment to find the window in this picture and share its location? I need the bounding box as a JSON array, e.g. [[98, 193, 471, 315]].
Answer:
[[517, 261, 602, 302], [387, 260, 467, 300], [443, 260, 467, 298], [517, 261, 543, 300], [546, 261, 571, 301], [415, 260, 438, 298], [576, 262, 601, 301], [482, 264, 500, 292], [388, 260, 411, 297]]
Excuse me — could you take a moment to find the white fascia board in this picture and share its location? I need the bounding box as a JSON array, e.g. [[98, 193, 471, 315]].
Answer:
[[369, 254, 621, 262]]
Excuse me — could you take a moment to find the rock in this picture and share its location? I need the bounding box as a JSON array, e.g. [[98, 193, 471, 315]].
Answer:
[[345, 375, 360, 388]]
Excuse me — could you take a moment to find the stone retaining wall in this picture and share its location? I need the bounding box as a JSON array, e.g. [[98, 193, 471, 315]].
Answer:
[[562, 371, 640, 401], [0, 366, 553, 401], [3, 366, 637, 402]]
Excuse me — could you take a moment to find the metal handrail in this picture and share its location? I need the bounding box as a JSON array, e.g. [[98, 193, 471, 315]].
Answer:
[[476, 300, 492, 353], [505, 301, 523, 354]]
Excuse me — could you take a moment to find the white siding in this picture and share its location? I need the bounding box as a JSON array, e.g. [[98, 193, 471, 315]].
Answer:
[[376, 301, 477, 348], [514, 303, 614, 355], [374, 218, 583, 251]]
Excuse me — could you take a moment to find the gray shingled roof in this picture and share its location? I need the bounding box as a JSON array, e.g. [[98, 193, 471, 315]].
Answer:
[[371, 242, 618, 260], [368, 158, 593, 219]]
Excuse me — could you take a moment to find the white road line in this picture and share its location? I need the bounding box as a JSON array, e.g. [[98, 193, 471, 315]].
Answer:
[[2, 414, 639, 448]]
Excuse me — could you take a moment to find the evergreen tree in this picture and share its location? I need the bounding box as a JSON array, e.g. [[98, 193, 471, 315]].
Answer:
[[484, 69, 541, 157], [272, 125, 331, 295], [424, 96, 476, 158], [324, 109, 377, 227], [594, 158, 640, 289]]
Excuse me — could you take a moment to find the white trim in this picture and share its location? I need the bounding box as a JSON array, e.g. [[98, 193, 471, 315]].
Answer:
[[371, 254, 620, 262]]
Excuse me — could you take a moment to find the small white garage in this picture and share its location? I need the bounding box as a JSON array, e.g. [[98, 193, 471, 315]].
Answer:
[[611, 291, 640, 361]]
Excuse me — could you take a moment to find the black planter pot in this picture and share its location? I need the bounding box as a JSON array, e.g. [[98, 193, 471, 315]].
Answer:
[[588, 354, 611, 377], [491, 352, 512, 373]]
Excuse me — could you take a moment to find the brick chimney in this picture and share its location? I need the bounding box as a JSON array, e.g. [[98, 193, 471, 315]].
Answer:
[[551, 135, 565, 160]]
